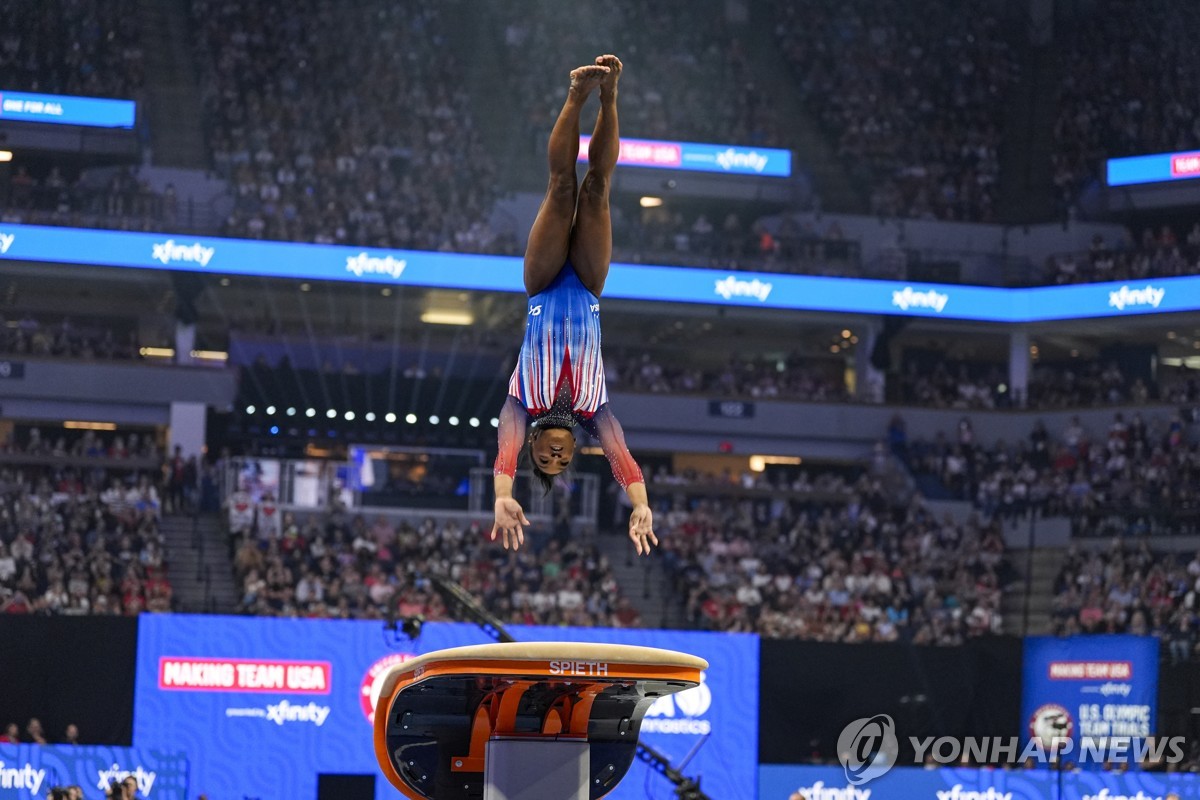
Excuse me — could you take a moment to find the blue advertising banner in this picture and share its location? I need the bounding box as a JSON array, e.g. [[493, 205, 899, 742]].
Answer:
[[1021, 636, 1159, 760], [1107, 150, 1200, 187], [0, 744, 188, 800], [578, 135, 793, 177], [0, 91, 136, 129], [0, 222, 1197, 322], [133, 615, 759, 800], [759, 764, 1199, 800]]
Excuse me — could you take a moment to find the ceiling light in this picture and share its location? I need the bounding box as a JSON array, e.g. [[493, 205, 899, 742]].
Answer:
[[639, 196, 663, 208], [420, 309, 474, 326]]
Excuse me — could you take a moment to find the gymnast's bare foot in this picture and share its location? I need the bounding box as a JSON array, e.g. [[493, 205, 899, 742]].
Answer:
[[595, 54, 622, 100], [569, 64, 609, 100]]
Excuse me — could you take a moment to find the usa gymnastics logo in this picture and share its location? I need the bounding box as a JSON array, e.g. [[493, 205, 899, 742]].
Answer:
[[361, 653, 416, 724], [642, 673, 712, 734], [836, 714, 898, 786]]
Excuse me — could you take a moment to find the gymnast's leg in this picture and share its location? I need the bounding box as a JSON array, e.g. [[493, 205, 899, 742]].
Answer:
[[569, 54, 621, 298], [523, 63, 610, 296]]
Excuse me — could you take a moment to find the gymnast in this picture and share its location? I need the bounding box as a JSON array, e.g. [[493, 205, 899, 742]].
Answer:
[[491, 55, 656, 556]]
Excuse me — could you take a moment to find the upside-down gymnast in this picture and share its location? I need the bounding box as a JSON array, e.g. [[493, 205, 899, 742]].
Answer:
[[491, 55, 657, 556]]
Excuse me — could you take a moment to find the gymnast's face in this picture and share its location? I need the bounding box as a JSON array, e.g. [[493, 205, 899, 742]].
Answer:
[[531, 427, 575, 475]]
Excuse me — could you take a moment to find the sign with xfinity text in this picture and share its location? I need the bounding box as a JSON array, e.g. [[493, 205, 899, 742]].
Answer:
[[578, 135, 793, 177], [1020, 635, 1159, 772], [1, 222, 1198, 322], [134, 615, 759, 800], [0, 744, 188, 799]]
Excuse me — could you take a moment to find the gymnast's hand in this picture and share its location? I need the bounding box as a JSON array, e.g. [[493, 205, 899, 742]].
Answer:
[[628, 503, 659, 556], [491, 497, 531, 550]]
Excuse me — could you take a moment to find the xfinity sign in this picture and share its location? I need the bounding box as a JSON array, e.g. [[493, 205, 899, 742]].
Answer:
[[151, 239, 215, 268], [714, 275, 773, 302], [97, 764, 157, 796], [892, 286, 949, 313], [715, 147, 769, 173], [1108, 284, 1165, 311]]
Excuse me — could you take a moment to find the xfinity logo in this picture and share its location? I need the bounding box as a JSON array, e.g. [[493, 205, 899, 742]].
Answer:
[[1081, 791, 1162, 800], [792, 782, 871, 800], [266, 700, 331, 726], [0, 761, 45, 795], [97, 765, 157, 796], [346, 252, 406, 279], [715, 148, 768, 173], [151, 239, 215, 267], [715, 275, 773, 301], [936, 788, 1012, 800], [1081, 682, 1133, 698], [1108, 284, 1164, 311], [892, 287, 949, 313], [0, 232, 13, 254]]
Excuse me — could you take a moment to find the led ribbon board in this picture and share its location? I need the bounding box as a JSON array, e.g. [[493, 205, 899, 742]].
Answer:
[[1107, 149, 1200, 186], [0, 223, 1196, 321], [0, 744, 189, 799], [578, 135, 792, 177], [759, 764, 1199, 800], [0, 91, 136, 129]]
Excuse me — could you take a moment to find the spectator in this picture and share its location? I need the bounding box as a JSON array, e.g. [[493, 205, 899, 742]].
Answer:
[[774, 0, 1019, 222], [25, 717, 47, 744]]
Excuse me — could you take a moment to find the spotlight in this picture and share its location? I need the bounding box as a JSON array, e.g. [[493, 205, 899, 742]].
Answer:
[[326, 409, 337, 419], [448, 416, 459, 426], [429, 415, 440, 425], [269, 425, 280, 435], [265, 405, 276, 415], [245, 405, 256, 414], [344, 411, 355, 421], [365, 412, 376, 422], [306, 408, 316, 418], [286, 407, 296, 416], [405, 413, 417, 424], [490, 417, 500, 428], [385, 412, 397, 423], [469, 417, 480, 428]]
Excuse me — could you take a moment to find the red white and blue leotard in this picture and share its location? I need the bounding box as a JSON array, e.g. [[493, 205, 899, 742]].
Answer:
[[494, 261, 643, 489]]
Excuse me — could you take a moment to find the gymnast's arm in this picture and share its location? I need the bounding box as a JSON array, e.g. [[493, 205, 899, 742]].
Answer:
[[492, 395, 531, 549], [586, 404, 658, 556]]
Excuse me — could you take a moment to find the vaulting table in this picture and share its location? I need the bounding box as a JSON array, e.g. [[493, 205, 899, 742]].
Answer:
[[372, 642, 708, 800]]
